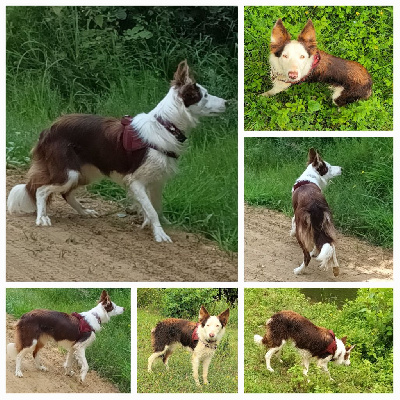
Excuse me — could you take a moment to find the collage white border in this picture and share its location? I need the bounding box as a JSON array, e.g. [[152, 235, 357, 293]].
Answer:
[[1, 0, 397, 398]]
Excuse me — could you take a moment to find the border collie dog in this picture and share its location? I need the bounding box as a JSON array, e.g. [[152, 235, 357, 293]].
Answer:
[[7, 60, 226, 243], [148, 305, 229, 386], [254, 310, 355, 380], [262, 19, 372, 106], [290, 148, 342, 276], [7, 290, 124, 382]]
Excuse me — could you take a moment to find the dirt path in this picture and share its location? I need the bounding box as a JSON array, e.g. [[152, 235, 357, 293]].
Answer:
[[6, 314, 119, 393], [245, 204, 393, 282], [6, 171, 237, 282]]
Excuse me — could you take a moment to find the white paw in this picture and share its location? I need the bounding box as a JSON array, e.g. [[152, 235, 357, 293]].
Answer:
[[82, 209, 98, 217], [279, 359, 283, 364], [64, 369, 74, 376], [293, 266, 304, 275], [39, 365, 48, 372], [267, 366, 274, 372], [203, 379, 209, 385], [36, 216, 52, 226], [261, 91, 272, 97], [16, 370, 23, 377], [318, 263, 329, 272], [153, 227, 172, 243], [195, 380, 201, 387], [147, 368, 152, 374]]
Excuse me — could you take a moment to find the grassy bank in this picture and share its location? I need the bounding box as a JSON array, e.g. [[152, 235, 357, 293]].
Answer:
[[244, 6, 393, 130], [244, 137, 393, 248], [6, 6, 238, 251], [137, 288, 238, 393], [245, 288, 393, 393], [6, 288, 131, 392]]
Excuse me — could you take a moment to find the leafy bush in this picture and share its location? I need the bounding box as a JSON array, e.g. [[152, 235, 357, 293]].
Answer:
[[244, 6, 393, 130]]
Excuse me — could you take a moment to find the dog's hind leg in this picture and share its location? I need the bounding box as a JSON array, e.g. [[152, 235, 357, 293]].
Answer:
[[64, 348, 75, 376], [33, 340, 47, 372], [129, 180, 172, 243], [294, 240, 311, 275], [148, 348, 167, 372], [332, 244, 340, 277], [35, 170, 80, 226], [15, 340, 37, 377], [62, 189, 99, 217]]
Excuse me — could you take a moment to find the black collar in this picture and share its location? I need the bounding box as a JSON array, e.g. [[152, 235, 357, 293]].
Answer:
[[156, 115, 187, 143]]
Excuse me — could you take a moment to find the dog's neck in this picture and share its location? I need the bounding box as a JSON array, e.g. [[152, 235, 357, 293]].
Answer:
[[295, 164, 329, 191], [81, 303, 109, 331], [150, 87, 199, 133]]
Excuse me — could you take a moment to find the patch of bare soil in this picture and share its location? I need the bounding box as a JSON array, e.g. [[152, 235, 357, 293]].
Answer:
[[6, 314, 119, 393], [6, 171, 237, 282], [245, 204, 393, 282]]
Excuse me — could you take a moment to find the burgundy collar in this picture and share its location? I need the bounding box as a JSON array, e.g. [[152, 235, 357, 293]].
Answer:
[[325, 329, 337, 355], [293, 180, 320, 192], [121, 116, 179, 159], [92, 312, 102, 326], [285, 52, 321, 85], [71, 312, 94, 334], [156, 115, 187, 143]]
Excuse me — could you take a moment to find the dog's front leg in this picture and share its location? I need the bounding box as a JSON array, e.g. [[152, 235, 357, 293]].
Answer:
[[317, 358, 334, 381], [261, 80, 291, 97], [202, 356, 213, 385], [130, 181, 172, 243], [192, 353, 201, 386]]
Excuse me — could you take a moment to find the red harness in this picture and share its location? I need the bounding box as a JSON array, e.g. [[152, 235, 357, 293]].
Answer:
[[284, 52, 321, 85], [292, 180, 321, 192], [121, 115, 185, 159], [71, 312, 94, 335], [325, 329, 337, 355], [192, 323, 200, 343]]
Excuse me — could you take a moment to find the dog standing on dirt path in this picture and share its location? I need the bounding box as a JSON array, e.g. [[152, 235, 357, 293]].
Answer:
[[254, 310, 355, 380], [262, 19, 372, 106], [7, 60, 226, 243], [147, 305, 229, 386], [290, 148, 342, 276], [7, 290, 124, 382]]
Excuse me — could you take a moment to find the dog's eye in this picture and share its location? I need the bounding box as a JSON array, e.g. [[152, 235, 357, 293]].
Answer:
[[283, 54, 288, 58], [300, 55, 305, 59]]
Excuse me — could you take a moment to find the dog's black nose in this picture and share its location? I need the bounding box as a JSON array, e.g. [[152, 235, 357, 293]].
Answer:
[[225, 100, 230, 107]]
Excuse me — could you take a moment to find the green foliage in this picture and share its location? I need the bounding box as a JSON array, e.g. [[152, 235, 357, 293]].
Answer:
[[245, 288, 393, 393], [6, 288, 131, 392], [137, 305, 238, 393], [244, 6, 393, 130], [6, 6, 238, 251], [245, 137, 393, 247]]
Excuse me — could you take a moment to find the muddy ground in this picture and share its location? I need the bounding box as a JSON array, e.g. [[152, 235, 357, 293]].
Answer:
[[6, 314, 120, 393], [245, 204, 393, 282], [6, 171, 237, 282]]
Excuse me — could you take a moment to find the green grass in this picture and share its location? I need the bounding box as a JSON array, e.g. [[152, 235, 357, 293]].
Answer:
[[245, 288, 393, 393], [6, 288, 131, 393], [245, 137, 393, 248], [137, 306, 238, 393], [244, 6, 393, 130]]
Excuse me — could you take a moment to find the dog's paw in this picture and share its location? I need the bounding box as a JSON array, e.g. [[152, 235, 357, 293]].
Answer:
[[332, 267, 340, 277], [267, 366, 275, 373], [38, 365, 48, 372], [261, 91, 272, 97], [65, 369, 75, 376], [36, 215, 52, 226], [153, 227, 172, 243], [82, 209, 98, 217], [15, 370, 23, 378], [293, 265, 304, 275]]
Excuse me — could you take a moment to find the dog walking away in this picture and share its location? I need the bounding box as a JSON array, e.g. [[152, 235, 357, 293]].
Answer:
[[7, 60, 226, 243], [262, 19, 372, 106], [254, 310, 355, 380], [7, 290, 124, 382], [290, 148, 342, 276], [148, 305, 229, 386]]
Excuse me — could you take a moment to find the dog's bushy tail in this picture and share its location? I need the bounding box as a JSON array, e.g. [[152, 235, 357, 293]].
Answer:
[[7, 343, 18, 359], [7, 184, 36, 214], [296, 212, 314, 251], [254, 334, 263, 345]]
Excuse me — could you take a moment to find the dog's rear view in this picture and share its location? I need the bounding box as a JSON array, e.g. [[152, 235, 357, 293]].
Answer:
[[291, 148, 341, 276]]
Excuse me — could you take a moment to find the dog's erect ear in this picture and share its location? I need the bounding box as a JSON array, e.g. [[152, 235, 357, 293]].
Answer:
[[218, 308, 230, 327], [199, 305, 210, 322], [307, 148, 318, 165], [341, 336, 348, 345], [346, 344, 356, 352], [171, 60, 193, 87], [99, 290, 108, 302], [270, 19, 291, 55], [297, 19, 317, 53]]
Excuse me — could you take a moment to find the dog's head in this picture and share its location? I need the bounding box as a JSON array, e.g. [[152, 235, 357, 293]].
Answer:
[[334, 336, 356, 366], [98, 290, 125, 318], [171, 60, 226, 117], [270, 19, 318, 82], [198, 305, 229, 343], [308, 148, 342, 181]]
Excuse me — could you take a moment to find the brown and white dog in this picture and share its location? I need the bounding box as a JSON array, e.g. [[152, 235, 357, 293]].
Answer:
[[262, 19, 372, 106], [254, 310, 355, 380], [7, 290, 124, 382], [147, 305, 229, 386], [291, 148, 342, 276], [7, 60, 226, 243]]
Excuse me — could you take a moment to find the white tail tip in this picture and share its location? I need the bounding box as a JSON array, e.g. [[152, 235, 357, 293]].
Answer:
[[7, 184, 36, 214], [254, 334, 263, 345], [7, 343, 18, 359]]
